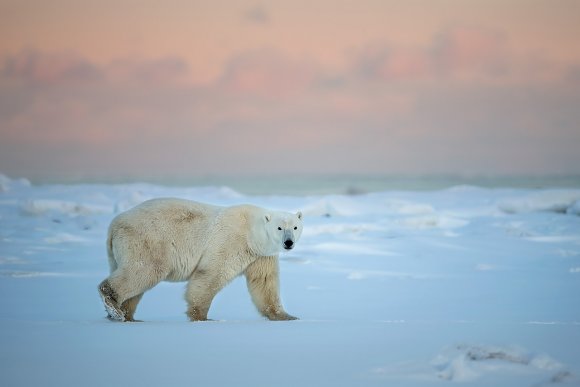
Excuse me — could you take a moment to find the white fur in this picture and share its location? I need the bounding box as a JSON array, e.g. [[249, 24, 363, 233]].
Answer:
[[98, 198, 302, 322]]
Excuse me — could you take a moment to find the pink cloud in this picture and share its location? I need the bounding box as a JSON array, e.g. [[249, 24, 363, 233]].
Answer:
[[108, 56, 190, 85], [2, 49, 101, 84], [243, 4, 270, 24], [431, 25, 509, 78], [355, 45, 431, 80], [2, 43, 580, 178], [1, 50, 191, 86], [353, 25, 509, 82], [218, 50, 316, 98], [0, 52, 198, 152]]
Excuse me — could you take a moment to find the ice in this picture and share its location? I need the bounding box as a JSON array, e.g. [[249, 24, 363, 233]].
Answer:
[[475, 263, 495, 271], [432, 345, 568, 383], [43, 232, 90, 244], [0, 270, 76, 278], [301, 196, 370, 217], [1, 174, 580, 386], [0, 256, 26, 265], [0, 174, 30, 193], [309, 242, 396, 256], [396, 214, 468, 229], [304, 222, 385, 237], [20, 199, 111, 217], [345, 269, 428, 280], [372, 344, 572, 384], [497, 190, 580, 214], [567, 200, 580, 216]]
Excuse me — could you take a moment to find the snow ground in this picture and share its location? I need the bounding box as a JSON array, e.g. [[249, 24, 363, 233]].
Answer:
[[1, 175, 579, 386]]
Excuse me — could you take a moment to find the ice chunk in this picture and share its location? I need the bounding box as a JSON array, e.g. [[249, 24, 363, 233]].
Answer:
[[566, 200, 580, 216], [397, 215, 468, 229], [498, 190, 580, 214], [433, 344, 567, 383], [0, 174, 31, 193], [21, 199, 109, 217]]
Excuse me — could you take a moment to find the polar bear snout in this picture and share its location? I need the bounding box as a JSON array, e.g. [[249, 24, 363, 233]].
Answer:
[[284, 239, 294, 250]]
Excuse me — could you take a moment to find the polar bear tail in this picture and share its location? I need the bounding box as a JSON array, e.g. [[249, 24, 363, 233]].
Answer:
[[106, 228, 118, 274]]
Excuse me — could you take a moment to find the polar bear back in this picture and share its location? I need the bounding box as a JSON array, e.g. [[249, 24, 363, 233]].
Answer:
[[108, 198, 266, 282]]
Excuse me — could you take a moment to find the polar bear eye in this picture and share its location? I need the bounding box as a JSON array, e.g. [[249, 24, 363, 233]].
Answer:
[[277, 227, 282, 231], [294, 226, 298, 230]]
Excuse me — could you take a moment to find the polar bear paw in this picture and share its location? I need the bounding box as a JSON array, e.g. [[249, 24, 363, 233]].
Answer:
[[267, 311, 299, 321], [99, 280, 126, 322]]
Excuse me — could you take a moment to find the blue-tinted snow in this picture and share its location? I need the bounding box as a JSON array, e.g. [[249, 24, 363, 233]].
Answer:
[[1, 174, 579, 386]]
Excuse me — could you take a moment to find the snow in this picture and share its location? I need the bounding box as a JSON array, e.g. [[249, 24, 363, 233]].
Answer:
[[1, 174, 579, 386]]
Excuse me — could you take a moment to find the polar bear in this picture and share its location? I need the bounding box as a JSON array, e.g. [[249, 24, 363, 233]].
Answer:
[[98, 198, 303, 322]]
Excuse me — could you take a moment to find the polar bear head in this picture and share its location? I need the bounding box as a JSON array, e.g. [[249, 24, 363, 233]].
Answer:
[[263, 211, 303, 254]]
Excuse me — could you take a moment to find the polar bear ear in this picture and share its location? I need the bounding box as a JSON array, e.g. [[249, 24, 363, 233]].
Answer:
[[297, 211, 303, 220], [265, 214, 272, 222]]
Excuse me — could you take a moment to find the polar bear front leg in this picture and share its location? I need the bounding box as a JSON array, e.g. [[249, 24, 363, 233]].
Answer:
[[245, 256, 298, 321]]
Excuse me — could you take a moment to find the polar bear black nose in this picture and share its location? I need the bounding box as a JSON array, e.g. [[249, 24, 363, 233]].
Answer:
[[284, 240, 294, 249]]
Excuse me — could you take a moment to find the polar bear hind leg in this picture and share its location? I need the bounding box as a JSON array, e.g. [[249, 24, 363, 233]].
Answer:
[[99, 262, 167, 322], [121, 293, 144, 322]]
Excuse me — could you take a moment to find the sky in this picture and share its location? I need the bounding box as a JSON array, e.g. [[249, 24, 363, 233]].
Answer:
[[1, 0, 580, 181]]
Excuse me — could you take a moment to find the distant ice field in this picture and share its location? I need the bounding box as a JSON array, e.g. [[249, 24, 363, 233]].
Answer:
[[23, 173, 580, 196]]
